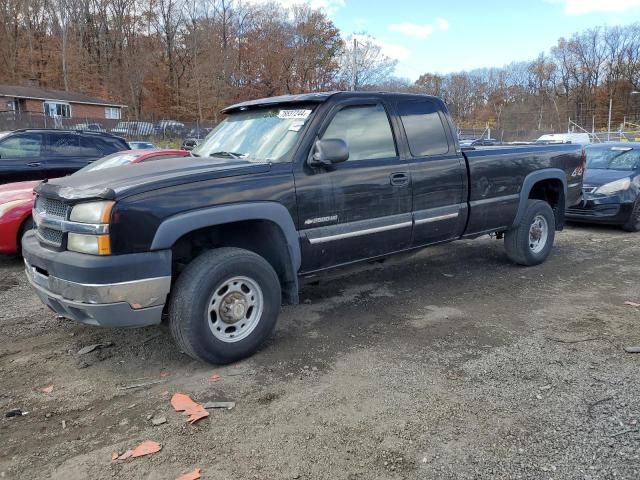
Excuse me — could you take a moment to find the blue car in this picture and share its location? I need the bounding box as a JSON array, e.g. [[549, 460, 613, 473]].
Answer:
[[566, 143, 640, 231]]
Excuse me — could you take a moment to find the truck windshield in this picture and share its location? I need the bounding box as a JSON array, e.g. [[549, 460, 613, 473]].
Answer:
[[192, 106, 315, 162], [587, 147, 640, 171]]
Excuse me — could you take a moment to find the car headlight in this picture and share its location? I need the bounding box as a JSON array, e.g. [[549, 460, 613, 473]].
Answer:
[[594, 178, 631, 195], [69, 200, 114, 224], [0, 199, 30, 218], [67, 233, 111, 255], [68, 201, 113, 255]]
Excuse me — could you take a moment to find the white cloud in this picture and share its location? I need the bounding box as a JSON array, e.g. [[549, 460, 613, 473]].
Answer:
[[550, 0, 640, 15], [353, 34, 410, 61], [387, 18, 450, 39]]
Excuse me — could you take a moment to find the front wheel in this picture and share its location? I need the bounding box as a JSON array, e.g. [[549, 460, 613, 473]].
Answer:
[[504, 200, 556, 266], [169, 247, 281, 364], [622, 200, 640, 232]]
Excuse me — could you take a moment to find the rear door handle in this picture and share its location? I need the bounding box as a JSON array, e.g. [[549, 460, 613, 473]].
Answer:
[[27, 162, 41, 167], [390, 172, 409, 186]]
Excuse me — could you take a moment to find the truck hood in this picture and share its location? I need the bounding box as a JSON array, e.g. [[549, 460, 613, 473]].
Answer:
[[36, 156, 271, 201], [584, 168, 634, 187]]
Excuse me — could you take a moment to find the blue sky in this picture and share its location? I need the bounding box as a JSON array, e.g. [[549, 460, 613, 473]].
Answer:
[[313, 0, 640, 79]]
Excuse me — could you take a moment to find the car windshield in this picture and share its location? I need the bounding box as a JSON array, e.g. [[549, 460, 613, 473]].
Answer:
[[191, 105, 315, 162], [586, 147, 640, 171], [76, 152, 144, 173]]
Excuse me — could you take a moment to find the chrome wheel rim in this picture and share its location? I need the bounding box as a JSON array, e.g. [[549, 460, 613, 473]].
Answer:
[[206, 276, 263, 343], [529, 215, 548, 254]]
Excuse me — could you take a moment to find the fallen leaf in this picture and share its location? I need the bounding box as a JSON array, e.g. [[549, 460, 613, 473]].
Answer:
[[209, 373, 221, 382], [40, 385, 54, 394], [77, 342, 112, 355], [624, 301, 640, 308], [113, 441, 161, 460], [176, 468, 201, 480], [171, 393, 209, 424]]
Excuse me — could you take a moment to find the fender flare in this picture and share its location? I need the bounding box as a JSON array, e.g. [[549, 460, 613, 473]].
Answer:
[[512, 169, 567, 228], [151, 203, 301, 303]]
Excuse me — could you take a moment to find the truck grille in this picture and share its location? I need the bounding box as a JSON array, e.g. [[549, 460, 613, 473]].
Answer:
[[36, 197, 69, 219], [34, 196, 69, 248]]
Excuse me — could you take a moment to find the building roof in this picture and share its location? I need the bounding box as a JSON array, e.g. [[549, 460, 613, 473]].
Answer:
[[0, 84, 126, 108]]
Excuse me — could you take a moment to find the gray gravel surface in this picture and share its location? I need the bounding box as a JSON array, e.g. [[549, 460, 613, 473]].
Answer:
[[0, 224, 639, 479]]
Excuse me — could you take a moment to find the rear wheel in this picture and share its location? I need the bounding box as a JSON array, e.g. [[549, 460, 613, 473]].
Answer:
[[622, 200, 640, 232], [504, 200, 556, 266], [168, 247, 281, 364]]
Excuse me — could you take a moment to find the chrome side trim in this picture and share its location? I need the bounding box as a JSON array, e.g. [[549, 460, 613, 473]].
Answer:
[[308, 221, 412, 244], [414, 212, 459, 225], [33, 209, 109, 235], [24, 261, 170, 309]]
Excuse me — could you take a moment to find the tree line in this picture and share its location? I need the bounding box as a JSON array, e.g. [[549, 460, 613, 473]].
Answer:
[[0, 0, 638, 138]]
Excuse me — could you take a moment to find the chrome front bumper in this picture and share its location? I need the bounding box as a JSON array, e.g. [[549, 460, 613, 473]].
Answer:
[[25, 260, 170, 327]]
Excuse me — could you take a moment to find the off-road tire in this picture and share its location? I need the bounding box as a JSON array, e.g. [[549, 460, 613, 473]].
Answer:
[[504, 200, 555, 266], [169, 247, 281, 364], [622, 200, 640, 232]]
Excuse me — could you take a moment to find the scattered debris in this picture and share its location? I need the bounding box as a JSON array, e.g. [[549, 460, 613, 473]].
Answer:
[[151, 416, 167, 426], [77, 342, 112, 355], [226, 369, 256, 377], [539, 384, 552, 391], [624, 301, 640, 308], [141, 332, 162, 344], [624, 346, 640, 353], [587, 396, 613, 417], [112, 440, 162, 460], [176, 468, 201, 480], [209, 373, 222, 382], [118, 380, 165, 390], [203, 401, 235, 410], [62, 420, 66, 429], [160, 371, 171, 378], [171, 393, 209, 424], [442, 273, 454, 278], [5, 409, 27, 418], [40, 385, 54, 394], [610, 428, 638, 438]]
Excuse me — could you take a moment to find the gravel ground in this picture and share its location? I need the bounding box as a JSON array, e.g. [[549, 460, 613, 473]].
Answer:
[[1, 224, 639, 479]]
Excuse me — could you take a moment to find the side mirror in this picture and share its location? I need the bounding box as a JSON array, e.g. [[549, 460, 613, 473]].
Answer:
[[310, 138, 349, 167]]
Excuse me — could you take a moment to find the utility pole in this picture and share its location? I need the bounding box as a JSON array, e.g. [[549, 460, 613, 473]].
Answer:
[[351, 38, 357, 92], [607, 96, 613, 141]]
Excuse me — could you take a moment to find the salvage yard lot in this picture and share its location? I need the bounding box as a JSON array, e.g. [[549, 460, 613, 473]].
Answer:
[[1, 225, 639, 479]]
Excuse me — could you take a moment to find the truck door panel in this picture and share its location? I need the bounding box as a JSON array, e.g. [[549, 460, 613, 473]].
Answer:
[[395, 99, 467, 245], [294, 101, 412, 273]]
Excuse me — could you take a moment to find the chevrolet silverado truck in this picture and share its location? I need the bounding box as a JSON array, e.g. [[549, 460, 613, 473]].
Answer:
[[22, 92, 584, 364]]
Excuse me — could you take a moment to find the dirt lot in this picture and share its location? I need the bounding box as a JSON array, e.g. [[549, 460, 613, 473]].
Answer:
[[1, 225, 639, 479]]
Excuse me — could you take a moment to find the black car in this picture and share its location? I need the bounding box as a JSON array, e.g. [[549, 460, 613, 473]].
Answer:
[[566, 143, 640, 231], [0, 129, 129, 185], [181, 128, 212, 151]]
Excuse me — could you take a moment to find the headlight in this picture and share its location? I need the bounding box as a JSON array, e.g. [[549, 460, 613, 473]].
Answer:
[[594, 178, 631, 195], [67, 233, 111, 255], [70, 201, 114, 224], [0, 199, 30, 218]]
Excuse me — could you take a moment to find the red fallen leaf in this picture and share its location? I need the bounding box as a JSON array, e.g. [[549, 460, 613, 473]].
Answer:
[[209, 374, 221, 382], [40, 385, 54, 394], [176, 468, 201, 480], [171, 393, 209, 424], [113, 441, 162, 460]]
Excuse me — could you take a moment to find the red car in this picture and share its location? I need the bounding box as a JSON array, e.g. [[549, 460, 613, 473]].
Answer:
[[0, 149, 188, 255]]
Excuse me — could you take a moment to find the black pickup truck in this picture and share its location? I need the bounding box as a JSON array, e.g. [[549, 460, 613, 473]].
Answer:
[[22, 92, 584, 364]]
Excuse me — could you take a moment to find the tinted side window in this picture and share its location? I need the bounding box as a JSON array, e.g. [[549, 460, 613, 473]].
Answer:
[[322, 104, 396, 161], [48, 133, 82, 156], [398, 101, 449, 156], [0, 133, 42, 158]]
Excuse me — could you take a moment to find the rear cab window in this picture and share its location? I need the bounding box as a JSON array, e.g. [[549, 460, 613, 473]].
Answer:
[[397, 100, 450, 157]]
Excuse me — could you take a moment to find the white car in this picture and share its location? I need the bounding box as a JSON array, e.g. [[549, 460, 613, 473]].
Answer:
[[535, 133, 591, 145]]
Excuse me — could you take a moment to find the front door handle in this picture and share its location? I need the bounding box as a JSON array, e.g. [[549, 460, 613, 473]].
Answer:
[[27, 162, 41, 167], [390, 172, 409, 186]]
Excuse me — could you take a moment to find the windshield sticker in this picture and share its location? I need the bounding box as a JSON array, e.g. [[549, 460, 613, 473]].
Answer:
[[288, 121, 306, 132], [278, 109, 312, 120]]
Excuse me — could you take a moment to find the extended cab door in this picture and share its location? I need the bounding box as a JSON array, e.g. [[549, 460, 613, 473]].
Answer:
[[395, 99, 468, 245], [295, 100, 412, 273], [0, 132, 46, 185]]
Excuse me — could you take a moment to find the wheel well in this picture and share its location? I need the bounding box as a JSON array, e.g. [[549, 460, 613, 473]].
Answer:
[[170, 220, 298, 304], [528, 179, 565, 228]]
